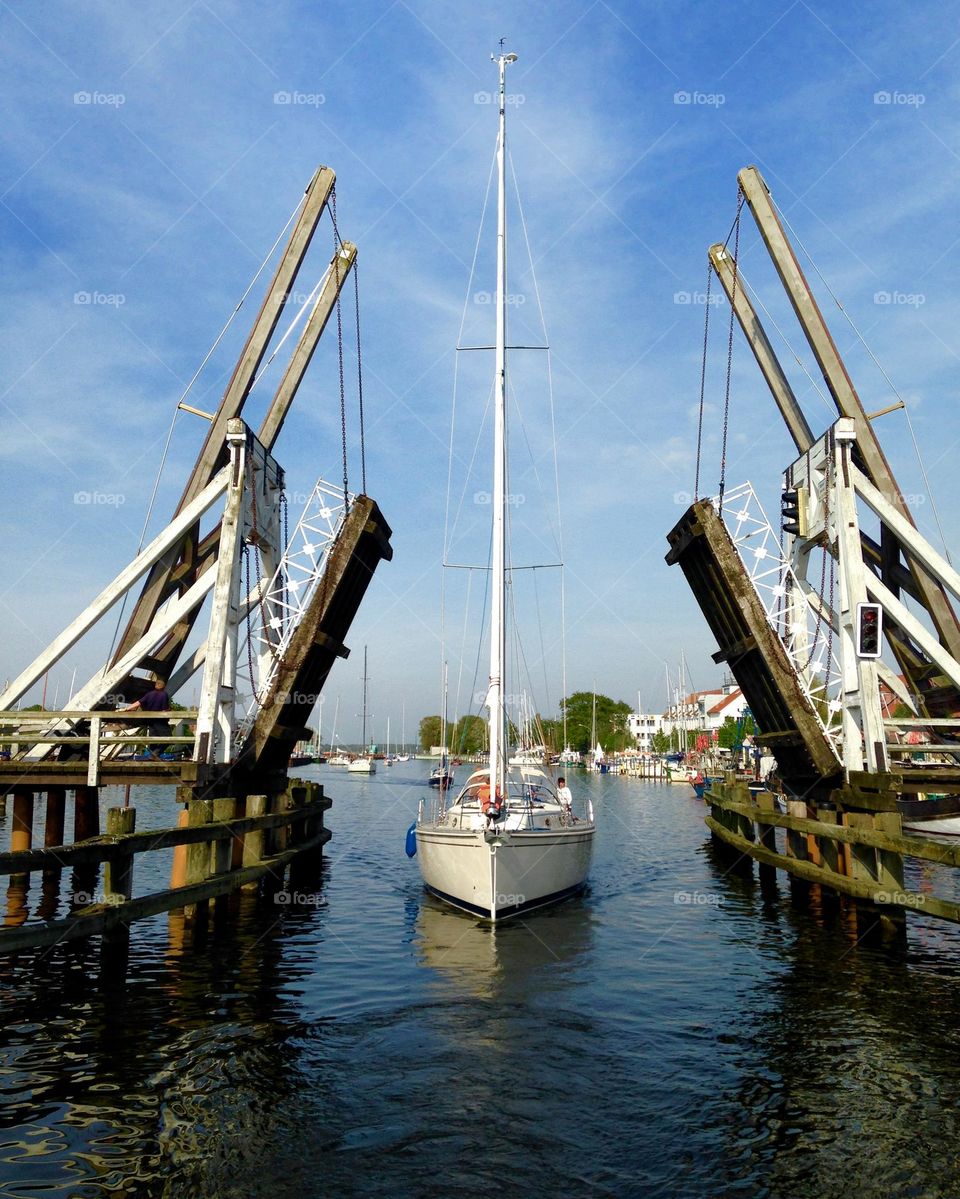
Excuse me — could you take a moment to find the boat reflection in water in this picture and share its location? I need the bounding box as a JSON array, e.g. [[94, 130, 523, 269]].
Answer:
[[413, 892, 596, 999]]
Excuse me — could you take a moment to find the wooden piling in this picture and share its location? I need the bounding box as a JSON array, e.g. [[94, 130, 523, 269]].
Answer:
[[241, 795, 267, 892], [183, 800, 212, 924], [104, 807, 136, 902], [170, 808, 190, 889], [211, 797, 236, 877], [74, 786, 100, 841], [11, 790, 34, 855], [44, 787, 66, 851]]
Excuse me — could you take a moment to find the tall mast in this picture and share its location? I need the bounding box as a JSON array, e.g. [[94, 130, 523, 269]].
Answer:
[[488, 49, 516, 797], [361, 646, 368, 750]]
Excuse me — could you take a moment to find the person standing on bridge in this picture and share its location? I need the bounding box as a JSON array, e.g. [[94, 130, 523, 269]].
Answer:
[[126, 678, 172, 758]]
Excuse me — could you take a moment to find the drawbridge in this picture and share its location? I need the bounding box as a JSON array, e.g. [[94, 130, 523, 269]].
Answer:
[[0, 164, 392, 805], [667, 166, 960, 927]]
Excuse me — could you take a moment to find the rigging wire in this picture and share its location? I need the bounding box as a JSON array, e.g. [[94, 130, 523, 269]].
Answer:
[[509, 148, 566, 725], [442, 140, 499, 713], [772, 197, 953, 563], [354, 262, 367, 494]]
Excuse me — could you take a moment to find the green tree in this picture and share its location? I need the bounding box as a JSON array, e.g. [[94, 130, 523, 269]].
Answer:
[[451, 714, 487, 754], [717, 713, 756, 749], [419, 715, 443, 752], [650, 729, 670, 754], [559, 692, 634, 753]]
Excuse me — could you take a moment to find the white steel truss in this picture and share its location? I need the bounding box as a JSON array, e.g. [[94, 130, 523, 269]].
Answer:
[[236, 478, 353, 743], [716, 480, 844, 762]]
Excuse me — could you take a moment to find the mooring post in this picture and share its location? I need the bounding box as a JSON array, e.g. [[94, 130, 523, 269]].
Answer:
[[74, 786, 100, 841], [183, 800, 213, 924], [11, 789, 34, 855], [241, 795, 267, 891], [211, 797, 236, 877], [756, 791, 777, 884], [104, 806, 136, 902], [815, 807, 842, 876], [44, 787, 66, 852], [231, 796, 246, 870]]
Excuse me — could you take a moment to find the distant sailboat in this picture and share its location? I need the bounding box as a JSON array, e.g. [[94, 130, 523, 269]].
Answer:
[[348, 647, 376, 774]]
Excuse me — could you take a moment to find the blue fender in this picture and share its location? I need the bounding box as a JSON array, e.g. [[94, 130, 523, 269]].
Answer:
[[405, 822, 418, 858]]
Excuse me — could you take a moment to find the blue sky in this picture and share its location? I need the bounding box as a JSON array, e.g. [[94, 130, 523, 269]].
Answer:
[[2, 1, 960, 742]]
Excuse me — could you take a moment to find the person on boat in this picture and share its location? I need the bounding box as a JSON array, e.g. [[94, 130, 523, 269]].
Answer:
[[557, 776, 573, 810], [477, 775, 505, 824], [125, 677, 172, 758]]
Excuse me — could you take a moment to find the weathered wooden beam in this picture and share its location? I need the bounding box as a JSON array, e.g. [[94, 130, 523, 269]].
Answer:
[[258, 243, 357, 449], [709, 242, 814, 454], [242, 496, 393, 775]]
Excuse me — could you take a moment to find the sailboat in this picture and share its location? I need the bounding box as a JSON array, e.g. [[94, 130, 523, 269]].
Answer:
[[326, 694, 352, 765], [348, 646, 376, 774], [397, 702, 411, 762], [413, 50, 595, 921], [429, 663, 454, 788]]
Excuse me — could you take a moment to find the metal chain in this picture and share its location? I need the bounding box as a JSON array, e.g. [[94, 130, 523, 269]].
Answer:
[[693, 258, 712, 502], [718, 190, 744, 515]]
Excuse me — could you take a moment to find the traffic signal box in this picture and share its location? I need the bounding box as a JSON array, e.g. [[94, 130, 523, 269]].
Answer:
[[856, 602, 882, 658], [781, 485, 807, 538]]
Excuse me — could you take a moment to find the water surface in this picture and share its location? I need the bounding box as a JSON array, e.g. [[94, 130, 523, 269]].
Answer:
[[3, 763, 960, 1197]]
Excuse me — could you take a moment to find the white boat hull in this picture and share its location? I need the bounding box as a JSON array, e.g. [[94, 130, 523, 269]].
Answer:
[[348, 757, 376, 774], [416, 824, 594, 920], [903, 814, 960, 835]]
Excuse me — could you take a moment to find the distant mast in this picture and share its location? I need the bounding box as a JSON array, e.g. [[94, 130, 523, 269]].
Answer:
[[488, 48, 517, 799]]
